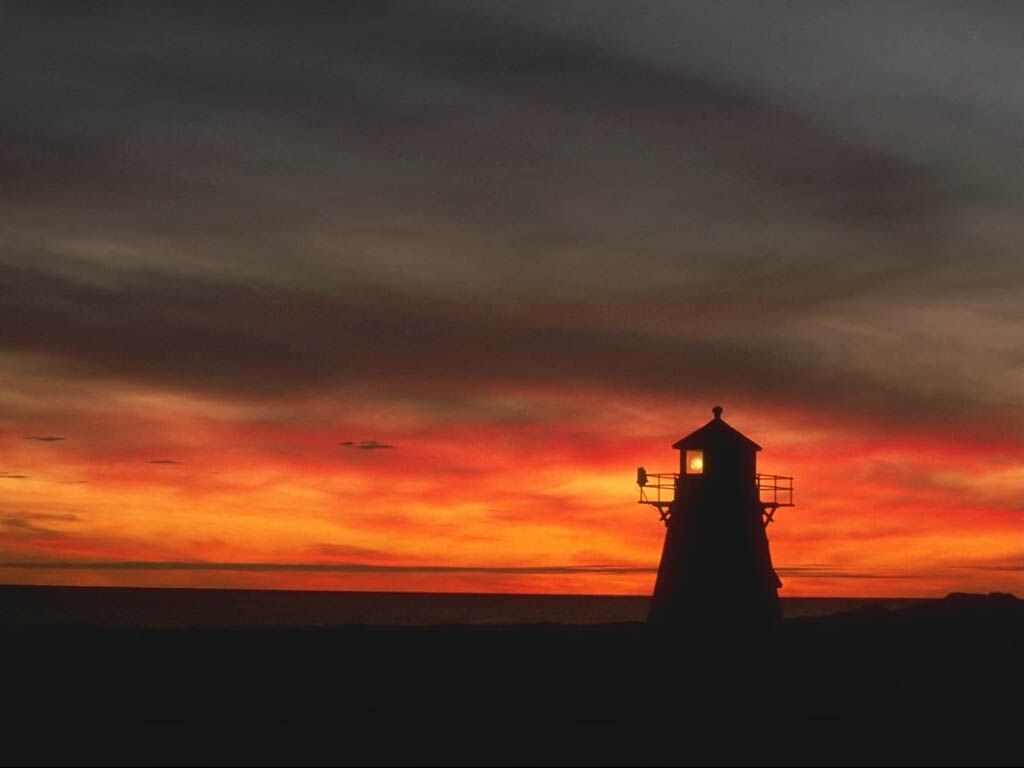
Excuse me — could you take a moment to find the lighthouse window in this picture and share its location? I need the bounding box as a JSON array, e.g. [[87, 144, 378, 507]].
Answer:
[[686, 450, 704, 474]]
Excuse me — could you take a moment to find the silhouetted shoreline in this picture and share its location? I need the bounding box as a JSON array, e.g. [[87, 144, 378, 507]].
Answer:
[[0, 584, 921, 627], [1, 588, 1020, 765]]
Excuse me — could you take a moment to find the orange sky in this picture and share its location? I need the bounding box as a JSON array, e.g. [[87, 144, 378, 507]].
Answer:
[[2, 378, 1020, 597]]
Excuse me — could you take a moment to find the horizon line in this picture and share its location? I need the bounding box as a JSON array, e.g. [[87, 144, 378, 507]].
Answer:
[[0, 560, 957, 579]]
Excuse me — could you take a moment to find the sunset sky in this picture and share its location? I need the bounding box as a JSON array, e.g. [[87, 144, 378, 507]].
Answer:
[[1, 1, 1021, 597]]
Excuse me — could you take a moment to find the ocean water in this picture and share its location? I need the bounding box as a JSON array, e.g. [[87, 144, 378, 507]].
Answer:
[[0, 585, 922, 627]]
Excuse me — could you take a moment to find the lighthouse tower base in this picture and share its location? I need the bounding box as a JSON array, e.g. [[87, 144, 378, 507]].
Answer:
[[648, 499, 781, 631]]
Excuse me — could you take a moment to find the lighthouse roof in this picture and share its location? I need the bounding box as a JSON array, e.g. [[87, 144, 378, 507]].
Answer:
[[671, 406, 762, 452]]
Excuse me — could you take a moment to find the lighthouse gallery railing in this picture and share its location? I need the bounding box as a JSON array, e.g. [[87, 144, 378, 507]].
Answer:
[[637, 471, 793, 525]]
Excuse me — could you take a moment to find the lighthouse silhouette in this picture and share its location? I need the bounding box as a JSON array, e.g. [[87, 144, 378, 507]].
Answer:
[[638, 406, 793, 628]]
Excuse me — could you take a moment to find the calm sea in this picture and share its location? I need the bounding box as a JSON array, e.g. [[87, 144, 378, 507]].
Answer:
[[0, 585, 923, 628]]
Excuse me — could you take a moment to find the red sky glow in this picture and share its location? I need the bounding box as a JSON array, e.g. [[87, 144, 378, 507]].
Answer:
[[1, 2, 1021, 597]]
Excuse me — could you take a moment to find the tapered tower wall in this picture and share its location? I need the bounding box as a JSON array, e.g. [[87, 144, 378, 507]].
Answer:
[[648, 409, 781, 628]]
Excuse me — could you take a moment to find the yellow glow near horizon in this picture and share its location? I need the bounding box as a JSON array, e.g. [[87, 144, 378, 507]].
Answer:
[[1, 386, 1021, 598]]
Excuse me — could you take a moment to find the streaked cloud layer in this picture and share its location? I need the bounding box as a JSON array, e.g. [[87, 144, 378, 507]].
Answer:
[[0, 1, 1020, 596]]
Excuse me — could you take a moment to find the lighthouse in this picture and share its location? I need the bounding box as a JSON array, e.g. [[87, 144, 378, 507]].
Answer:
[[637, 406, 793, 628]]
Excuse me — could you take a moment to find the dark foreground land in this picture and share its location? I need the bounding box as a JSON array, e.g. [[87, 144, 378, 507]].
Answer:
[[2, 591, 1022, 766]]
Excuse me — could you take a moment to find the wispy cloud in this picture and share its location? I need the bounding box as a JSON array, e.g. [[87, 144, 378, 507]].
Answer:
[[0, 512, 79, 538], [313, 543, 395, 561], [0, 559, 654, 575], [21, 512, 80, 522], [23, 435, 65, 442], [958, 562, 1024, 573], [777, 565, 920, 580], [339, 441, 395, 451], [148, 459, 184, 465], [0, 560, 960, 580]]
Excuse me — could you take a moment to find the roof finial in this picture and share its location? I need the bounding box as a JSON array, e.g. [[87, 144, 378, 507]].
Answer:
[[712, 405, 723, 420]]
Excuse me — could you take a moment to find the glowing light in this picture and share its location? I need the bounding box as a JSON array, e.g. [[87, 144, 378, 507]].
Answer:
[[686, 450, 704, 474]]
